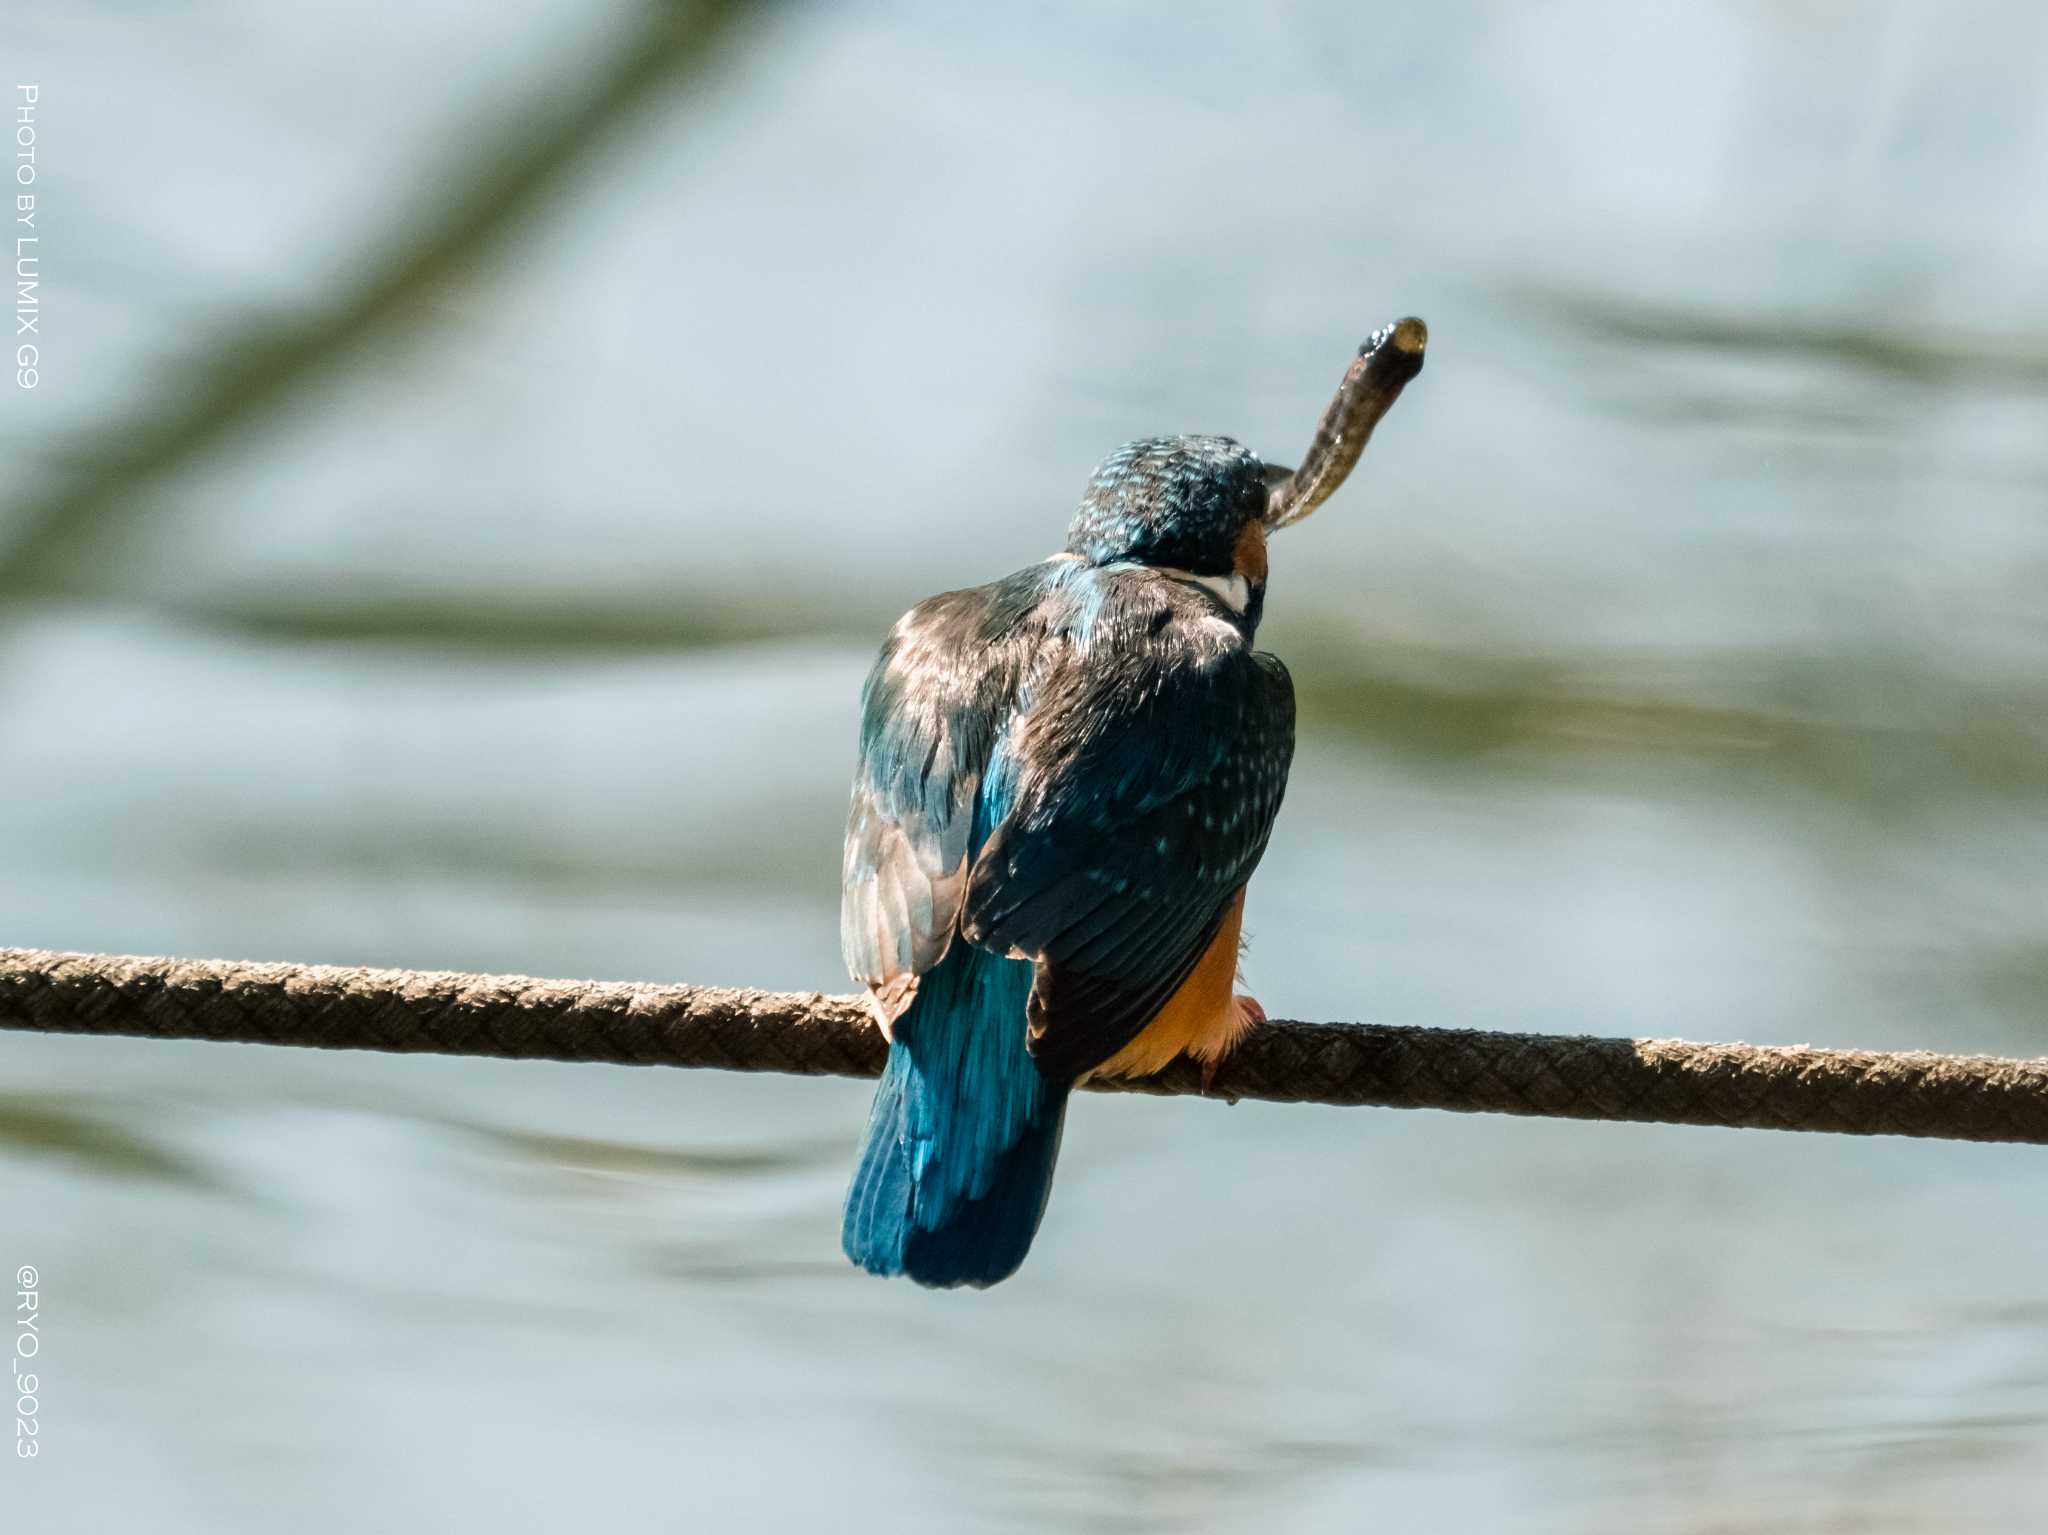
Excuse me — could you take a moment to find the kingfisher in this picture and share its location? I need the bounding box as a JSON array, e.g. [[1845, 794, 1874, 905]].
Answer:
[[840, 317, 1427, 1287]]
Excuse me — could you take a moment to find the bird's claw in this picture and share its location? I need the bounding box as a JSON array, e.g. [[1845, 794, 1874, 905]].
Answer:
[[1198, 994, 1267, 1099]]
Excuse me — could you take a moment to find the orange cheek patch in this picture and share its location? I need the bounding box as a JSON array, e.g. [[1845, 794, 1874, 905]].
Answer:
[[1234, 520, 1268, 585]]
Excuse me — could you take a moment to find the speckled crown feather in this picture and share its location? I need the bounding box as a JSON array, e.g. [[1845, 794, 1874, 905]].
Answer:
[[1064, 435, 1267, 575]]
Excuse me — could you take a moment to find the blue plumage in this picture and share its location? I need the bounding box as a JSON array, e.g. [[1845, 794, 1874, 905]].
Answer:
[[836, 321, 1425, 1286], [843, 942, 1068, 1287], [837, 438, 1300, 1288], [1065, 435, 1268, 573], [844, 737, 1070, 1287]]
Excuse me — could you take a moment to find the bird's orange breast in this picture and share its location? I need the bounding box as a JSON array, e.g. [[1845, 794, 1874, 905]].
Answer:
[[1088, 887, 1251, 1080]]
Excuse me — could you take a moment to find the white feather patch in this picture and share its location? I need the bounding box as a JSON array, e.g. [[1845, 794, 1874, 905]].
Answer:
[[1096, 561, 1252, 615]]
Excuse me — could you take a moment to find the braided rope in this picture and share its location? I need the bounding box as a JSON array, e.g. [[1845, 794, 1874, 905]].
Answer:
[[4, 947, 2047, 1145]]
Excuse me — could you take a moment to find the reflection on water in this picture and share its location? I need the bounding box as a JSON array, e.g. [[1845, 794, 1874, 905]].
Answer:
[[4, 2, 2048, 1529]]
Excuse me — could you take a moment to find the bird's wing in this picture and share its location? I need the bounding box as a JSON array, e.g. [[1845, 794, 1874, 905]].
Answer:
[[840, 579, 1040, 1025], [960, 615, 1296, 1081]]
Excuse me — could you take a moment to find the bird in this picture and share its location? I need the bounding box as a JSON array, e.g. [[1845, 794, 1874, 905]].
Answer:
[[839, 317, 1427, 1287]]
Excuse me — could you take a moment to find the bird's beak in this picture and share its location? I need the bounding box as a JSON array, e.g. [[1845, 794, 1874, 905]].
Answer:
[[1265, 316, 1427, 530]]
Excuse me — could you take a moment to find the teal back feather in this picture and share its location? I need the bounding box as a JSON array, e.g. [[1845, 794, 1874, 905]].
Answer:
[[842, 747, 1070, 1288]]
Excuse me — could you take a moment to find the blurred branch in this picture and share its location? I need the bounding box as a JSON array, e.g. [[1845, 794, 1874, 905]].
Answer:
[[1294, 667, 2048, 790], [115, 585, 2048, 801], [164, 584, 840, 653], [1271, 619, 2048, 801], [0, 0, 766, 598], [1522, 285, 2048, 390]]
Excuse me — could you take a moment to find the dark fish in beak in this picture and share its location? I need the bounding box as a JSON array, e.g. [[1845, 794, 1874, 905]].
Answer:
[[1264, 316, 1427, 530]]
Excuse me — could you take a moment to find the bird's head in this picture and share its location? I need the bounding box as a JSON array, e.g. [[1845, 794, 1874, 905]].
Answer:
[[1061, 316, 1427, 619], [1064, 434, 1271, 581]]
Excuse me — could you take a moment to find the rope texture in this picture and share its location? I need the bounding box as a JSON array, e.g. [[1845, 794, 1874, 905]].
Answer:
[[4, 948, 2047, 1145]]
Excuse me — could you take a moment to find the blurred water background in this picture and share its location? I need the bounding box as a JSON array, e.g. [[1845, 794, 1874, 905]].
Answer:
[[5, 1, 2048, 1528]]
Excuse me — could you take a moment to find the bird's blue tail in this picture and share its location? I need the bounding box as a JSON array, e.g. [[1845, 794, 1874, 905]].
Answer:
[[842, 940, 1068, 1288]]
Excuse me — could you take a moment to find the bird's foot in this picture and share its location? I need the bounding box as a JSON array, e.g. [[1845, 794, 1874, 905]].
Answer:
[[1198, 994, 1267, 1098]]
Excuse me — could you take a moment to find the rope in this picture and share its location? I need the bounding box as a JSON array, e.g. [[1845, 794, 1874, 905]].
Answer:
[[4, 947, 2047, 1146]]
